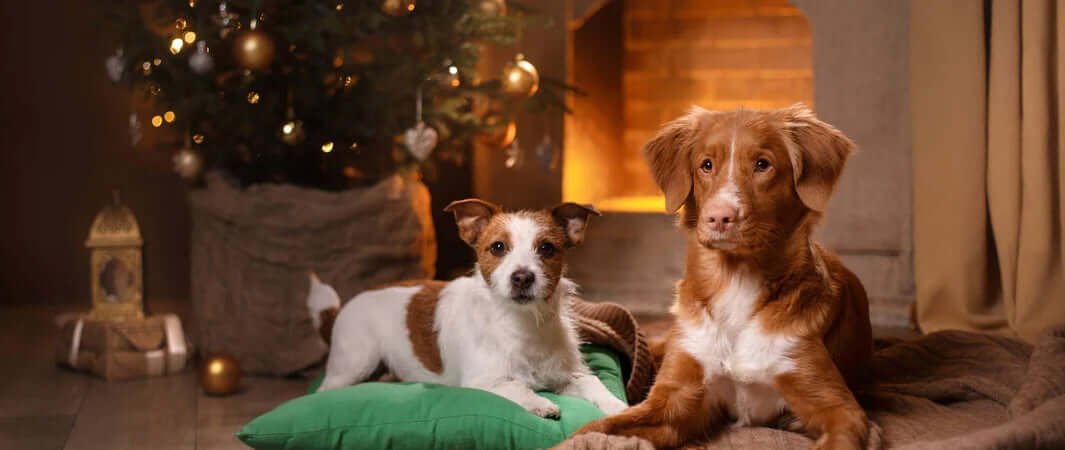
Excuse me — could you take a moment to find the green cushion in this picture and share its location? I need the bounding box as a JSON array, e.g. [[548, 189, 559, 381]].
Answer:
[[237, 345, 627, 450]]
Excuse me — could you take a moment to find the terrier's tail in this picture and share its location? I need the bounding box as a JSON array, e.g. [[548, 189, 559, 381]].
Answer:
[[307, 273, 341, 345]]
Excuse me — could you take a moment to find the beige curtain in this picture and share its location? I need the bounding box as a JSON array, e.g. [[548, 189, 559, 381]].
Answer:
[[913, 0, 1065, 343]]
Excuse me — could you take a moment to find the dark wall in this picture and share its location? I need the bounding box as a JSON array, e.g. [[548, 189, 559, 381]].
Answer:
[[1, 1, 191, 305]]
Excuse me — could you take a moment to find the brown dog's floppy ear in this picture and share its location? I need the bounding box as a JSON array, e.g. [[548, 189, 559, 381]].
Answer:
[[779, 103, 855, 213], [642, 107, 705, 213], [443, 199, 501, 246], [550, 203, 601, 247]]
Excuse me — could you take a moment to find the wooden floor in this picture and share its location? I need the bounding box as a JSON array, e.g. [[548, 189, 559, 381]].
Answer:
[[0, 301, 309, 450], [2, 302, 917, 450]]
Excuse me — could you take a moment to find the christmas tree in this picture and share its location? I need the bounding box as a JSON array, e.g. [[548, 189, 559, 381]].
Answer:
[[104, 0, 569, 190]]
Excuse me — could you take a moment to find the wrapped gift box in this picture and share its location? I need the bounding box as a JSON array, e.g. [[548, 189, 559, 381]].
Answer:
[[57, 314, 189, 380]]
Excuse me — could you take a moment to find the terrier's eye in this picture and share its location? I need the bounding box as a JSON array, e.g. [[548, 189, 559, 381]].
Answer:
[[537, 242, 556, 258], [755, 158, 771, 172], [700, 159, 713, 172], [488, 241, 507, 256]]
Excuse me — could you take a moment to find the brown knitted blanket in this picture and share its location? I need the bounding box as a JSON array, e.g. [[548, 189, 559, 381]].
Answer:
[[558, 326, 1065, 450], [570, 299, 656, 404]]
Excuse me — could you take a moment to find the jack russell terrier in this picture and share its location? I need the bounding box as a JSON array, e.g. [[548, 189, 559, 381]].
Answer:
[[308, 199, 628, 418], [573, 104, 876, 449]]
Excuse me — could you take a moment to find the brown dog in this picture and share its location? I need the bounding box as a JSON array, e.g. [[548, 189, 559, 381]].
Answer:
[[572, 104, 875, 449]]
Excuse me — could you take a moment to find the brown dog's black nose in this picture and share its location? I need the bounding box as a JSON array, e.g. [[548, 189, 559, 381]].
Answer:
[[510, 269, 535, 291]]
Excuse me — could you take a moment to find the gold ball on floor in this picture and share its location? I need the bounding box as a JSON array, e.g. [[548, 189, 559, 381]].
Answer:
[[199, 353, 241, 396]]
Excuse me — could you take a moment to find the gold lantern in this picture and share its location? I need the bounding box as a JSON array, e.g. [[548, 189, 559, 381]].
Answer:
[[86, 192, 144, 321]]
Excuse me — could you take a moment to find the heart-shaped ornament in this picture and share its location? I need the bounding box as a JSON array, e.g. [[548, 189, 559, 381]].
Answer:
[[403, 122, 438, 161]]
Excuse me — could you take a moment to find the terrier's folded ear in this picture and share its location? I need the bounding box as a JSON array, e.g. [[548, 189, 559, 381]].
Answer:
[[444, 198, 502, 246], [550, 203, 601, 247]]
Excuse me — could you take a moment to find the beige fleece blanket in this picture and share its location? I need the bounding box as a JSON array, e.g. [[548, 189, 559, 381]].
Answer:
[[558, 326, 1065, 449]]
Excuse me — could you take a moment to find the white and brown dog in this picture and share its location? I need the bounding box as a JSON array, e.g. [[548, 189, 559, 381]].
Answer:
[[574, 104, 876, 449], [308, 199, 628, 418]]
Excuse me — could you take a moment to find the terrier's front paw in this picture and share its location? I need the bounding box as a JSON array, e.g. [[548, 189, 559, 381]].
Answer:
[[595, 396, 628, 416], [523, 396, 561, 419]]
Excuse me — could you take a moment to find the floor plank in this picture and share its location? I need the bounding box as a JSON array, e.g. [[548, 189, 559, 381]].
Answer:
[[197, 377, 308, 450], [0, 415, 76, 450], [64, 374, 199, 450]]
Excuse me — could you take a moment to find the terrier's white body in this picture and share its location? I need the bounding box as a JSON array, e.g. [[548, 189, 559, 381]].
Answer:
[[308, 201, 627, 418]]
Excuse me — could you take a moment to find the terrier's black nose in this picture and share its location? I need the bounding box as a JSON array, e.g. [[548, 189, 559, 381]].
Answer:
[[510, 269, 535, 290]]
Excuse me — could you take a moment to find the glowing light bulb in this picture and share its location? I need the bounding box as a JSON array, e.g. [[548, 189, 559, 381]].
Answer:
[[183, 31, 197, 44], [151, 115, 163, 127], [193, 134, 205, 144], [282, 122, 295, 134], [247, 92, 260, 104], [321, 142, 334, 153], [163, 111, 176, 122], [169, 38, 184, 55]]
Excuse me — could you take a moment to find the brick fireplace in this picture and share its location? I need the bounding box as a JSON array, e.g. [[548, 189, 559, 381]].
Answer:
[[565, 0, 812, 212]]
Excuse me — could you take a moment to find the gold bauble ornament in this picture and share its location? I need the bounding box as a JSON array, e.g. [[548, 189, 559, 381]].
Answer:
[[476, 115, 517, 149], [232, 30, 276, 71], [501, 54, 539, 98], [381, 0, 415, 16], [478, 0, 506, 16], [172, 148, 204, 180], [199, 353, 241, 396]]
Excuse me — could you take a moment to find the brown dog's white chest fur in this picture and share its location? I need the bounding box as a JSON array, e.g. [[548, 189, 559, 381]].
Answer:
[[675, 265, 795, 426]]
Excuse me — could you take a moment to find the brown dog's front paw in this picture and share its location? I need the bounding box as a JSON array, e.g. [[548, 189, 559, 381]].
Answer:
[[811, 418, 878, 450]]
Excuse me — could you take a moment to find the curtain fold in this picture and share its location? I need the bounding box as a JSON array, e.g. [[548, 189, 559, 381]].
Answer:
[[914, 0, 1065, 343]]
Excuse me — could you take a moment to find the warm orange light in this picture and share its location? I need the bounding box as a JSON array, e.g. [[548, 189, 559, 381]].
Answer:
[[321, 142, 334, 153], [183, 31, 197, 44], [151, 115, 163, 127], [335, 2, 343, 10], [208, 360, 224, 375], [193, 134, 205, 144], [152, 58, 162, 66], [163, 111, 176, 122], [169, 38, 184, 55], [406, 2, 415, 11], [247, 92, 260, 104]]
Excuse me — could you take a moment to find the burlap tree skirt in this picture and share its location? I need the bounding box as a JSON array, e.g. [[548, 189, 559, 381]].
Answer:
[[188, 173, 436, 375]]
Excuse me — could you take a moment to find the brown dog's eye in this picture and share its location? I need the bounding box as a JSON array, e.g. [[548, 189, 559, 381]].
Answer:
[[537, 242, 556, 258], [755, 158, 771, 172], [489, 241, 507, 256], [700, 159, 713, 172]]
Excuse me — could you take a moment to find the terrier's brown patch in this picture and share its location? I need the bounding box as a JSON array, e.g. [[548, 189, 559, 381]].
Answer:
[[405, 281, 448, 374]]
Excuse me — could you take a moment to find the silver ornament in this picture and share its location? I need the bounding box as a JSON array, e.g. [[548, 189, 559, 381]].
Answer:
[[534, 135, 557, 170], [172, 148, 204, 180], [128, 112, 142, 146], [189, 41, 214, 75], [504, 138, 523, 169], [403, 121, 438, 161], [105, 48, 125, 83]]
